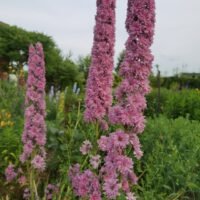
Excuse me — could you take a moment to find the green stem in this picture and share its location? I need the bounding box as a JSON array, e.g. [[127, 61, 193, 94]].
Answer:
[[65, 185, 72, 199], [81, 154, 90, 170], [95, 121, 99, 140], [33, 179, 39, 200], [74, 100, 81, 130], [171, 191, 185, 200], [30, 168, 35, 200]]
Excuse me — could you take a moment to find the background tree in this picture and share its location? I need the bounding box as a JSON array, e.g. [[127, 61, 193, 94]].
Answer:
[[77, 55, 91, 81], [115, 50, 125, 73], [0, 22, 85, 90], [55, 57, 84, 90]]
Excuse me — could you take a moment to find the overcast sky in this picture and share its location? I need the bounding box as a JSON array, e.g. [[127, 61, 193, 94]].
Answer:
[[1, 0, 200, 75]]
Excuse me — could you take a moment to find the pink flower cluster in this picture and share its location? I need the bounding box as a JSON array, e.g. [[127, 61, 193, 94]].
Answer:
[[5, 164, 17, 182], [109, 0, 155, 134], [84, 0, 116, 126], [98, 131, 138, 199], [69, 164, 101, 200], [70, 134, 140, 199], [18, 175, 27, 186], [90, 155, 101, 169], [80, 140, 93, 155], [23, 188, 31, 200], [20, 43, 47, 171], [45, 184, 59, 200], [106, 0, 155, 197], [70, 0, 155, 199]]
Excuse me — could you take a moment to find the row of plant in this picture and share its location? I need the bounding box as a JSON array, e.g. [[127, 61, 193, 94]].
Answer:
[[1, 78, 200, 199], [0, 0, 156, 198], [150, 75, 200, 90], [2, 0, 199, 199], [146, 88, 200, 120], [1, 85, 200, 199]]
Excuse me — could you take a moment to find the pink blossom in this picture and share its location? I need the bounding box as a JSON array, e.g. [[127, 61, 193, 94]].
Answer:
[[68, 164, 80, 179], [130, 134, 143, 159], [31, 155, 46, 171], [20, 153, 28, 163], [110, 130, 129, 149], [100, 161, 117, 181], [127, 171, 138, 185], [25, 105, 35, 118], [90, 192, 101, 200], [99, 119, 109, 131], [80, 140, 93, 155], [23, 188, 31, 200], [103, 178, 120, 199], [18, 176, 27, 185], [90, 155, 101, 169], [122, 179, 130, 192], [23, 141, 34, 155], [126, 192, 137, 200], [45, 184, 59, 200], [98, 130, 130, 153], [36, 80, 45, 91], [5, 164, 17, 182], [69, 167, 101, 199], [116, 155, 133, 174], [98, 136, 109, 151]]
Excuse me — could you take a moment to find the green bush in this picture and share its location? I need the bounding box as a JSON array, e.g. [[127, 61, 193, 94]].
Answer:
[[0, 117, 23, 192], [135, 116, 200, 199], [0, 80, 25, 117], [150, 75, 200, 89], [1, 80, 200, 199], [145, 88, 170, 117], [146, 88, 200, 120], [0, 81, 24, 173]]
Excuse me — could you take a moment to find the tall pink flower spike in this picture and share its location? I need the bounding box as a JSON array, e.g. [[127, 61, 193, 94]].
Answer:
[[109, 0, 155, 134], [84, 0, 116, 129], [70, 0, 155, 199], [106, 0, 156, 197], [20, 43, 47, 171]]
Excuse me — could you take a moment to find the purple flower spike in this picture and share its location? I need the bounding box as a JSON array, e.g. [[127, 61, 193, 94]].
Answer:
[[109, 0, 156, 135], [20, 43, 47, 171], [84, 0, 116, 125], [70, 0, 155, 199]]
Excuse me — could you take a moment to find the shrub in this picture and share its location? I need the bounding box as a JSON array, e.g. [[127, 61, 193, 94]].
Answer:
[[0, 80, 25, 117], [146, 88, 200, 120], [135, 116, 200, 199]]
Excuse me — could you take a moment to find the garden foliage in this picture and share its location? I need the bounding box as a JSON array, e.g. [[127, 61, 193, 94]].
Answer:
[[146, 88, 200, 120]]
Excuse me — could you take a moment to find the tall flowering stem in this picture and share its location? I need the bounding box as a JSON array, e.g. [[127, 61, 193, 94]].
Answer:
[[70, 0, 155, 199], [106, 0, 155, 197], [20, 43, 46, 171], [103, 0, 155, 198], [109, 0, 155, 134], [84, 0, 116, 127]]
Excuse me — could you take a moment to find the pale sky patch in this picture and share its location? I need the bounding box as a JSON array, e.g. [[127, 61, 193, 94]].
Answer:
[[1, 0, 200, 75]]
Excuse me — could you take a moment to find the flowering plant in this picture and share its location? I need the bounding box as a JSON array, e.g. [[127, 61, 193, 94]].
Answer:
[[69, 0, 155, 199], [4, 43, 48, 199]]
